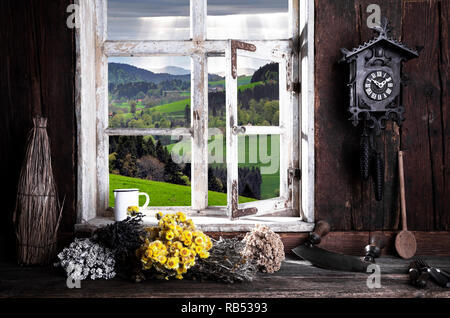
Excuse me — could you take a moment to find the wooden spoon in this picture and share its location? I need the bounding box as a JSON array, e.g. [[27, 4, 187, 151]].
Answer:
[[395, 151, 417, 259]]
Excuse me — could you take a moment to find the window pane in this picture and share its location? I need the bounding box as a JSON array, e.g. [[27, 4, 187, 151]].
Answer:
[[237, 56, 279, 126], [107, 0, 190, 40], [208, 56, 226, 129], [108, 57, 191, 129], [207, 0, 289, 40], [207, 131, 228, 206], [238, 134, 280, 203], [207, 56, 227, 206], [109, 135, 191, 207]]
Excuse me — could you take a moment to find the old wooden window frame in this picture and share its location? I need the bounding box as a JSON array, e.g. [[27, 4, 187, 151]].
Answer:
[[75, 0, 315, 232]]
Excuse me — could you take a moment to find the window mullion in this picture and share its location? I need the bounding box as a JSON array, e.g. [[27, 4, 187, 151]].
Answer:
[[278, 58, 289, 201], [300, 0, 315, 222], [289, 0, 300, 40], [190, 0, 207, 41], [190, 0, 208, 211], [76, 0, 98, 222], [96, 0, 109, 214], [225, 41, 238, 219], [289, 0, 301, 216], [105, 128, 192, 137], [190, 53, 209, 211]]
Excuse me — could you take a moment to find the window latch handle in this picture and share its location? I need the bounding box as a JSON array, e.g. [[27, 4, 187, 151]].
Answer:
[[232, 126, 246, 135]]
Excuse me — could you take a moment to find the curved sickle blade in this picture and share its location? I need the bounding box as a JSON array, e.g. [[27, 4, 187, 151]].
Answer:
[[292, 245, 370, 272]]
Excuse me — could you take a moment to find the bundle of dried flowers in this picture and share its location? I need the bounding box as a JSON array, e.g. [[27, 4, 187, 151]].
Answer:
[[185, 237, 257, 283], [93, 212, 145, 258], [92, 212, 146, 280], [136, 212, 213, 280], [241, 224, 285, 273], [55, 238, 116, 281]]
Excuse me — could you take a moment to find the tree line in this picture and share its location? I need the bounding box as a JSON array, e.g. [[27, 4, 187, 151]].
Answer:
[[109, 136, 262, 200], [109, 136, 190, 187], [209, 166, 262, 199]]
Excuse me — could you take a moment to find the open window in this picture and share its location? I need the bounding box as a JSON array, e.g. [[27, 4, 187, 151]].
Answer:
[[225, 40, 295, 219], [75, 0, 315, 231]]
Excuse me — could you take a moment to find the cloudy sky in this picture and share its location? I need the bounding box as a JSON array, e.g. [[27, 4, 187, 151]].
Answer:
[[108, 0, 288, 74]]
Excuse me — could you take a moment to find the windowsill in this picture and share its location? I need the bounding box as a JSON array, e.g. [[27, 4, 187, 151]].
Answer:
[[75, 216, 314, 233]]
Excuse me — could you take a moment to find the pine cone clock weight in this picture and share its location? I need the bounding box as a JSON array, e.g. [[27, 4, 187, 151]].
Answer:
[[371, 151, 384, 201], [360, 130, 371, 180]]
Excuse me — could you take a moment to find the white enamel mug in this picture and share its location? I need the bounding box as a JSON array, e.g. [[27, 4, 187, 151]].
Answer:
[[113, 189, 150, 221]]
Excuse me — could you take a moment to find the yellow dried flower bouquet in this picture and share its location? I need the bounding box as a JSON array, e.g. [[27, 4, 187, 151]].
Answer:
[[136, 212, 212, 280]]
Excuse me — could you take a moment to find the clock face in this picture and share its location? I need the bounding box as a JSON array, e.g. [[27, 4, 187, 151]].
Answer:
[[364, 70, 395, 101]]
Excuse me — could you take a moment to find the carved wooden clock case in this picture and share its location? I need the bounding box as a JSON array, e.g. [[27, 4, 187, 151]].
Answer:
[[341, 19, 419, 201]]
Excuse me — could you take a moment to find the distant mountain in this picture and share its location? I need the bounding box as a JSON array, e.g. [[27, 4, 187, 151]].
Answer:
[[150, 66, 190, 75], [109, 63, 190, 85], [109, 63, 223, 85], [215, 68, 256, 77]]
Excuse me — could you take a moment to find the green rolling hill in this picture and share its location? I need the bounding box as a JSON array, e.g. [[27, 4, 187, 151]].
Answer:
[[109, 174, 255, 207], [151, 98, 190, 114]]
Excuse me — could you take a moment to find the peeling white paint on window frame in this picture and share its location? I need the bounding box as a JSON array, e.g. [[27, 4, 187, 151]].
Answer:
[[75, 0, 315, 231]]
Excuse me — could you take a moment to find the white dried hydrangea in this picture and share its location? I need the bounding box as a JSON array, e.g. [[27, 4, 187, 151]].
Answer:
[[241, 224, 285, 273], [55, 238, 116, 281]]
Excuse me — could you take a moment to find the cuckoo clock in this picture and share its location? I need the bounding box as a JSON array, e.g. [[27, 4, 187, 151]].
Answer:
[[341, 19, 419, 201]]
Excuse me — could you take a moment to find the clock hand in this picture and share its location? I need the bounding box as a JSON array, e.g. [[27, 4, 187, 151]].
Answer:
[[372, 80, 382, 88]]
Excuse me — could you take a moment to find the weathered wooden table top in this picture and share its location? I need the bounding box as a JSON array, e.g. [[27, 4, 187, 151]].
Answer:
[[1, 256, 449, 298]]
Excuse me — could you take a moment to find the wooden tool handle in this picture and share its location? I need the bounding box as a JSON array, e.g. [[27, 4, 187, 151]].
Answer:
[[364, 232, 387, 261], [314, 220, 331, 238], [308, 220, 331, 245], [398, 151, 407, 231]]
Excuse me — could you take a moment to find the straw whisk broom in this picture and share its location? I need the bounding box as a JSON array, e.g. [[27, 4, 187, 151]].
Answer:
[[13, 117, 63, 265]]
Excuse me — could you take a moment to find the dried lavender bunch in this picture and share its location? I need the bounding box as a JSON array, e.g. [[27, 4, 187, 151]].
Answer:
[[92, 213, 146, 279], [241, 224, 285, 273], [92, 213, 145, 258], [55, 238, 116, 281], [185, 237, 257, 283]]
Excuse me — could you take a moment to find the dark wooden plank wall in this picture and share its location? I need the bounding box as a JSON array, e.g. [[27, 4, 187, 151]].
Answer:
[[315, 0, 449, 231], [0, 0, 76, 260]]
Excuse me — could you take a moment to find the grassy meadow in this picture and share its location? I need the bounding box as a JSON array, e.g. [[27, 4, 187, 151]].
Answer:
[[109, 174, 256, 207]]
